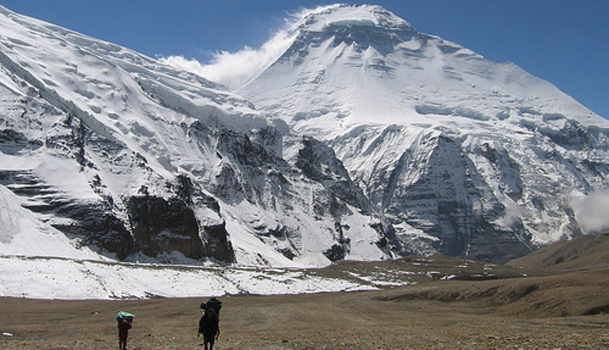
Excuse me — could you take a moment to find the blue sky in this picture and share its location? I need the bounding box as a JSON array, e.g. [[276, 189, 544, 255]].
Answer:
[[1, 0, 607, 119]]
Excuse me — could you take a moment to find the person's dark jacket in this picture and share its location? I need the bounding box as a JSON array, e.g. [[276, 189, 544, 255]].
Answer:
[[118, 319, 132, 340]]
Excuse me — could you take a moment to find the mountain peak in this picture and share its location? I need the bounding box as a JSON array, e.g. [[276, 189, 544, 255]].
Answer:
[[285, 4, 418, 58], [293, 4, 414, 33], [237, 4, 603, 136], [234, 4, 609, 264]]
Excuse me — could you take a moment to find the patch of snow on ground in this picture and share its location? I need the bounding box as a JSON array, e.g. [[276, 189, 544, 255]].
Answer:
[[0, 256, 375, 300]]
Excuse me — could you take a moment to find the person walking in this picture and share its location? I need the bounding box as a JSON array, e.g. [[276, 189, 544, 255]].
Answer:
[[118, 317, 132, 350]]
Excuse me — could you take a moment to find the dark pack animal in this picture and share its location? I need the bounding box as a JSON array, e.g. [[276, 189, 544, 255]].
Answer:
[[198, 308, 219, 350]]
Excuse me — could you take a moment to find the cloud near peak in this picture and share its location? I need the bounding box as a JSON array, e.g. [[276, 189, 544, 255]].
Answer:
[[159, 5, 337, 91], [158, 13, 306, 91]]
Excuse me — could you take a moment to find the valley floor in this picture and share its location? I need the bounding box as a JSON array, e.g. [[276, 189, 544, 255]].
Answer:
[[2, 271, 609, 350]]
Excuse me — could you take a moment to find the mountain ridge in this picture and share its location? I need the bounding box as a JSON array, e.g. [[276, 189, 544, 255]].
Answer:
[[1, 3, 608, 273], [507, 232, 609, 272], [0, 4, 389, 268]]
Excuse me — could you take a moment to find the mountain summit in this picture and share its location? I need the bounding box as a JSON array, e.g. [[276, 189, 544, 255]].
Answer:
[[235, 4, 609, 262], [237, 4, 601, 135]]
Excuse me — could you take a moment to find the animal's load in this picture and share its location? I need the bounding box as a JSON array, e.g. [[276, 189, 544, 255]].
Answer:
[[200, 298, 222, 315], [117, 311, 135, 323]]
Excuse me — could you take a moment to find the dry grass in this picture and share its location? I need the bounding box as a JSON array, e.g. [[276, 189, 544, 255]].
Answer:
[[1, 258, 609, 350], [507, 232, 609, 272]]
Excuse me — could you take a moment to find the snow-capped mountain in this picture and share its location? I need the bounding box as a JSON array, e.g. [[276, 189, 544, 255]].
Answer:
[[0, 5, 387, 269], [234, 4, 609, 262], [1, 2, 608, 283]]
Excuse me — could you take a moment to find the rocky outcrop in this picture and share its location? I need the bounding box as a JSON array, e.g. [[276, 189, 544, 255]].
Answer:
[[126, 195, 204, 259]]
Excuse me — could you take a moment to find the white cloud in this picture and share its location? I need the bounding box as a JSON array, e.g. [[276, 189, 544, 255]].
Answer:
[[159, 20, 297, 91], [158, 5, 335, 91], [569, 190, 609, 234]]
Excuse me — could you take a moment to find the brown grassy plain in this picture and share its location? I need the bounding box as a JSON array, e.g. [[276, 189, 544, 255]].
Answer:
[[1, 252, 609, 350]]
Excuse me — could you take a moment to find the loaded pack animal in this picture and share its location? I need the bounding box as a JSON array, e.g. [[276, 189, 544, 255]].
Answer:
[[198, 308, 220, 350]]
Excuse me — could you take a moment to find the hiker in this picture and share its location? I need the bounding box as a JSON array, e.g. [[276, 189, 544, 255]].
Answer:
[[200, 297, 222, 315], [118, 318, 132, 350]]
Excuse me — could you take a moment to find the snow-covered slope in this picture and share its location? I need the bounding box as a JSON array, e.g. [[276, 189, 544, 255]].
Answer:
[[236, 4, 603, 135], [235, 4, 609, 262], [0, 4, 389, 271]]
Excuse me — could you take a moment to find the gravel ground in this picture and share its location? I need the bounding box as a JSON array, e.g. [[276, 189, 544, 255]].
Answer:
[[2, 273, 609, 350]]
